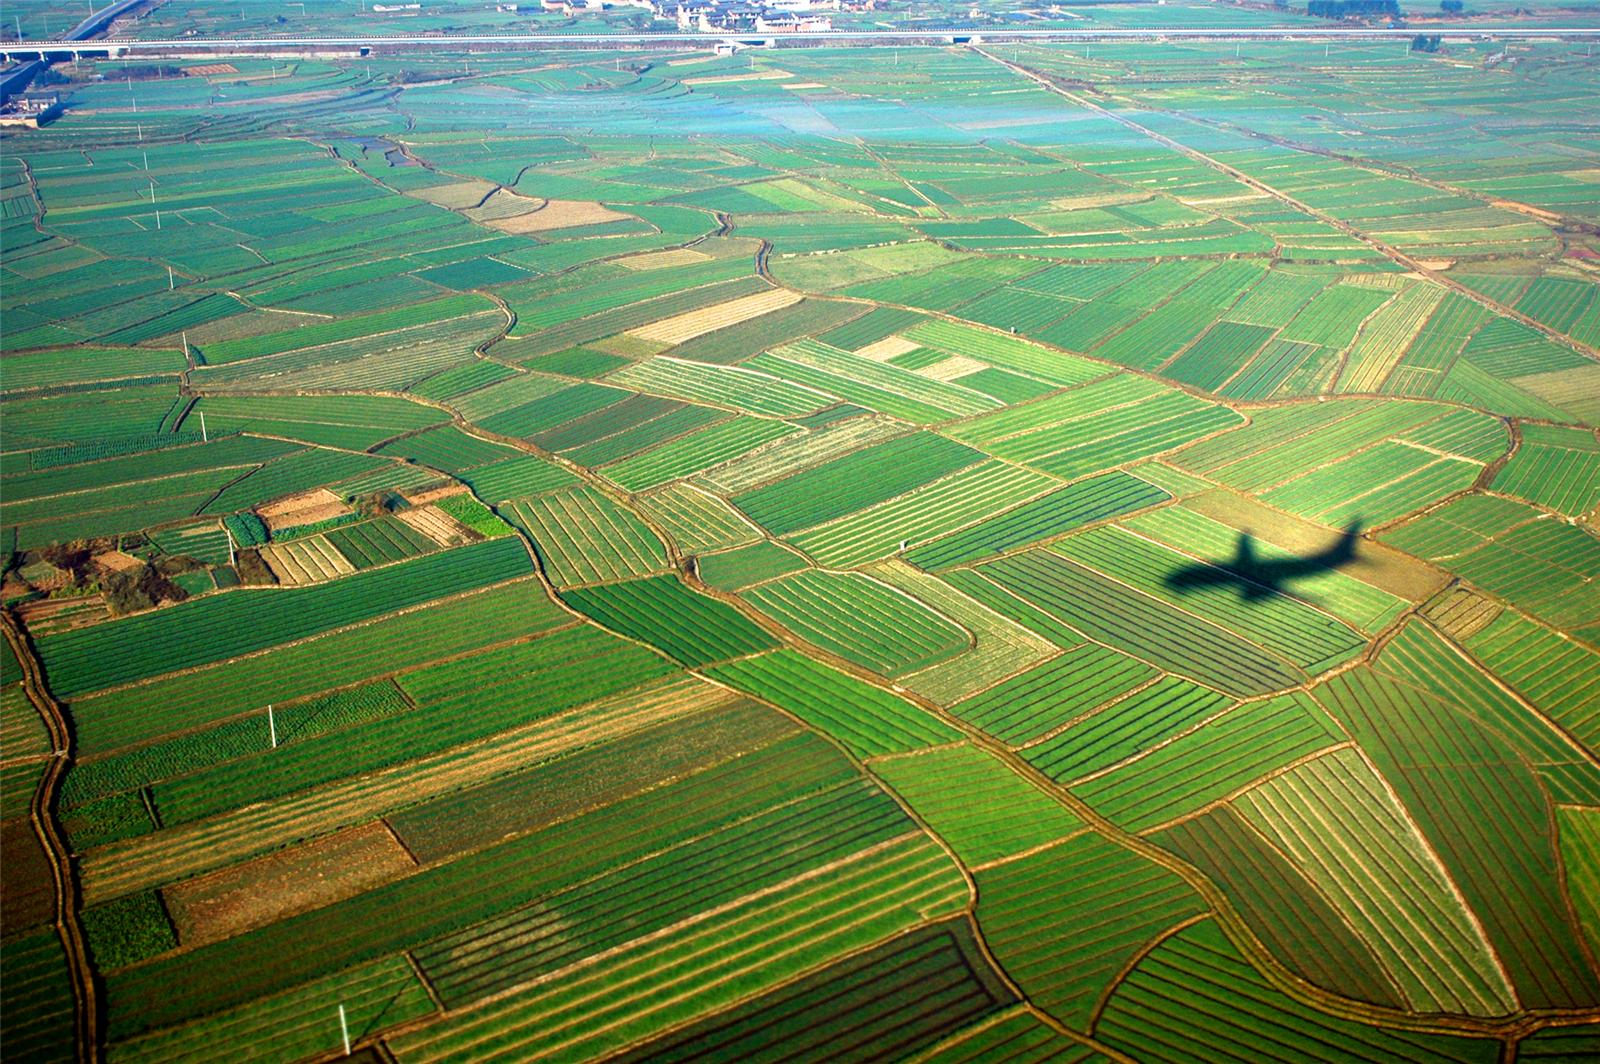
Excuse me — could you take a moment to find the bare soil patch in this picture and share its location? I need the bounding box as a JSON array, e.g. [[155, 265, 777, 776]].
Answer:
[[486, 200, 629, 234], [618, 248, 711, 271], [855, 335, 922, 361], [164, 820, 416, 947], [258, 488, 350, 532]]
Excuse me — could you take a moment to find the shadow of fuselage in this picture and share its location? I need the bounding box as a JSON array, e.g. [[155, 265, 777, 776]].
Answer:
[[1164, 521, 1361, 601]]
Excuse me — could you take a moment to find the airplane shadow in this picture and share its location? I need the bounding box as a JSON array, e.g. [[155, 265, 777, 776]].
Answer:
[[1164, 520, 1363, 603]]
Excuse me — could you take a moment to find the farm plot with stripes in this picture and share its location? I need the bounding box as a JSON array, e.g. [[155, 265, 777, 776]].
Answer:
[[4, 37, 1599, 1064]]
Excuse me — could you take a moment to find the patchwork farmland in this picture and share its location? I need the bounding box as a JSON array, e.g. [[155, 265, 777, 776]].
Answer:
[[1, 22, 1598, 1064]]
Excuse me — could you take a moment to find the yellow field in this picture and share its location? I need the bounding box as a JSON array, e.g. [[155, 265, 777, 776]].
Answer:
[[396, 504, 474, 547], [618, 248, 713, 271], [855, 335, 922, 361], [487, 199, 629, 234], [682, 69, 794, 86], [411, 180, 497, 209], [629, 287, 803, 345]]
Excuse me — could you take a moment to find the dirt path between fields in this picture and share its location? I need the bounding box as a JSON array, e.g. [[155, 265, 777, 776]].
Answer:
[[2, 613, 98, 1063]]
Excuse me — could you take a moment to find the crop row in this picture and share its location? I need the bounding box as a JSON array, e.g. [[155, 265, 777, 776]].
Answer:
[[1056, 526, 1366, 673], [696, 540, 808, 591], [698, 416, 906, 497], [976, 831, 1205, 1029], [1464, 611, 1600, 753], [324, 515, 437, 570], [202, 294, 492, 365], [562, 574, 775, 667], [951, 644, 1155, 747], [77, 664, 688, 908], [875, 744, 1080, 867], [775, 339, 1000, 416], [39, 536, 533, 699], [411, 776, 911, 1006], [195, 393, 447, 451], [4, 435, 292, 507], [503, 487, 667, 587], [561, 408, 730, 471], [110, 955, 434, 1064], [637, 483, 758, 555], [1096, 920, 1499, 1064], [461, 456, 578, 503], [1192, 400, 1439, 492], [388, 833, 966, 1064], [392, 698, 798, 862], [101, 729, 855, 1039], [199, 314, 503, 396], [1154, 802, 1407, 1010], [1217, 339, 1322, 401], [1164, 321, 1275, 392], [612, 918, 1014, 1062], [62, 681, 409, 814], [1492, 425, 1600, 517], [1023, 676, 1234, 786], [506, 275, 771, 362], [743, 569, 969, 678], [908, 469, 1168, 571], [707, 649, 958, 759], [946, 374, 1166, 449], [744, 351, 962, 425], [980, 550, 1302, 697], [788, 460, 1057, 569], [378, 425, 517, 474], [610, 356, 833, 418], [732, 432, 981, 537], [868, 560, 1056, 706], [507, 256, 752, 333], [200, 448, 385, 517], [1124, 504, 1405, 635], [141, 626, 665, 832], [601, 416, 798, 492], [1338, 284, 1445, 394], [1071, 692, 1346, 833], [1234, 745, 1514, 1015], [1315, 668, 1600, 1008], [628, 286, 803, 346], [2, 465, 243, 536]]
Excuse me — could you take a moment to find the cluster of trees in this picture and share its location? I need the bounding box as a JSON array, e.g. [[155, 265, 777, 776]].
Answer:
[[1306, 0, 1400, 18], [100, 65, 186, 82], [1305, 0, 1464, 18], [1411, 33, 1445, 49]]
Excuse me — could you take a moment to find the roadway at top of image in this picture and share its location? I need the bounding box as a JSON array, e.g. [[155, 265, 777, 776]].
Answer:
[[50, 25, 1600, 50]]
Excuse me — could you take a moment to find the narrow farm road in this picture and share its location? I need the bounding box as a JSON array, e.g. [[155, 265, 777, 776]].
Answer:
[[2, 613, 99, 1063], [975, 47, 1600, 366]]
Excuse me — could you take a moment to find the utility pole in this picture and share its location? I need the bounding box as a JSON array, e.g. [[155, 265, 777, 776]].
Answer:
[[225, 524, 236, 567], [198, 406, 207, 441], [338, 1005, 351, 1056], [267, 704, 277, 748], [168, 265, 174, 289]]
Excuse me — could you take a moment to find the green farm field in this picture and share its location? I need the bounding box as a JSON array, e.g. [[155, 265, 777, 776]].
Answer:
[[1, 23, 1598, 1064]]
